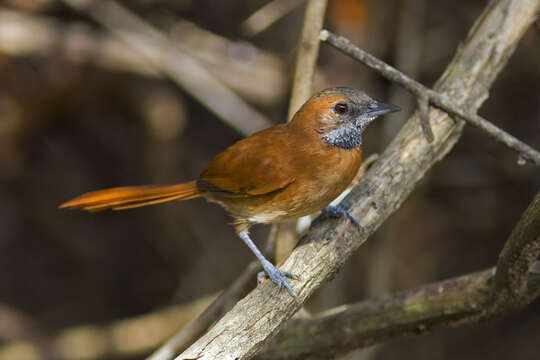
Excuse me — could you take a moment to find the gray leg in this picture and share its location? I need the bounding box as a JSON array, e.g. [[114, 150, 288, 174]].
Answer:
[[238, 231, 297, 298]]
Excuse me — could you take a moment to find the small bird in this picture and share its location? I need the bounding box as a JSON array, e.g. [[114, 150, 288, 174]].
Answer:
[[60, 87, 400, 297]]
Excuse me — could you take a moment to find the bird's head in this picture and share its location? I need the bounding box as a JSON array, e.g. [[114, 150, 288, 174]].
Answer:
[[294, 87, 400, 150]]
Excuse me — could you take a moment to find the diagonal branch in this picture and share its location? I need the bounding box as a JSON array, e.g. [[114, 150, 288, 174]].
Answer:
[[257, 188, 540, 359], [0, 8, 286, 107], [242, 0, 306, 37], [147, 262, 260, 360], [257, 264, 540, 359], [62, 0, 272, 136], [320, 29, 540, 165], [177, 0, 540, 359], [494, 190, 540, 311]]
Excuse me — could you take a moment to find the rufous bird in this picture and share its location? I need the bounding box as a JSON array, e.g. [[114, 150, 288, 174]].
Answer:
[[60, 87, 400, 297]]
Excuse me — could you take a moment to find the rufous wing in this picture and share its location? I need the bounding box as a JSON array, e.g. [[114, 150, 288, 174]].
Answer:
[[198, 125, 296, 197]]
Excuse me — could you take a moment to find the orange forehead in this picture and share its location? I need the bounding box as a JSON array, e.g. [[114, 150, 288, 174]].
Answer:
[[305, 95, 347, 111], [289, 95, 347, 129]]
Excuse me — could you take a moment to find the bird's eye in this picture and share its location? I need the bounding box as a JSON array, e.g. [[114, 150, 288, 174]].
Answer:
[[334, 103, 348, 115]]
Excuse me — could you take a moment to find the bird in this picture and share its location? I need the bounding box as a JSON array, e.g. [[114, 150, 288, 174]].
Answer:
[[60, 87, 400, 297]]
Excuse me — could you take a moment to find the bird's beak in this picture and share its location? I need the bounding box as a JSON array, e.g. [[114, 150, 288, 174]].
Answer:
[[366, 102, 401, 117]]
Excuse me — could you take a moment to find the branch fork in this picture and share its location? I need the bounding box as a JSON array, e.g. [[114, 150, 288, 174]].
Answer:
[[320, 29, 540, 165]]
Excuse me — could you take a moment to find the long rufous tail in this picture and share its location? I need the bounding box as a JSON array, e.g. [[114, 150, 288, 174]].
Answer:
[[59, 181, 200, 211]]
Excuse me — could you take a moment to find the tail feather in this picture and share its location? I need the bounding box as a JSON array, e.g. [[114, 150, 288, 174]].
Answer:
[[59, 181, 200, 211]]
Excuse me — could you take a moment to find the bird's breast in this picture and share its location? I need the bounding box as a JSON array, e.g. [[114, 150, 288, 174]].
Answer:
[[284, 145, 363, 215]]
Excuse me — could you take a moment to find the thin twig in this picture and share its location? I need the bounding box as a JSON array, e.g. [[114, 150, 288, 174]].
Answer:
[[0, 293, 217, 360], [287, 0, 328, 120], [320, 30, 540, 165], [354, 153, 379, 182], [62, 0, 272, 136], [0, 9, 286, 107], [242, 0, 306, 37], [147, 262, 260, 360], [385, 0, 427, 140], [149, 224, 284, 360], [416, 93, 434, 142], [170, 19, 286, 105], [148, 224, 280, 360]]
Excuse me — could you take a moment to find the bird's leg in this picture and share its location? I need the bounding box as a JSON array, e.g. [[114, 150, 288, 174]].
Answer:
[[321, 200, 363, 228], [238, 231, 297, 298]]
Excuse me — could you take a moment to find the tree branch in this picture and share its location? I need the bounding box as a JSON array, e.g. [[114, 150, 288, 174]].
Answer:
[[494, 189, 540, 311], [177, 0, 540, 359], [287, 0, 328, 120], [147, 262, 260, 360], [257, 186, 540, 359], [319, 29, 540, 165], [256, 263, 540, 359], [241, 0, 306, 37]]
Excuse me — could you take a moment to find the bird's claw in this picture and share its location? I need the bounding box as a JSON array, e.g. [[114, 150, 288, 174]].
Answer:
[[321, 201, 364, 228], [258, 261, 297, 298]]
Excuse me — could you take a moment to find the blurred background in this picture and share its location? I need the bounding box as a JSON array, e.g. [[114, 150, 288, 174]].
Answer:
[[0, 0, 539, 359]]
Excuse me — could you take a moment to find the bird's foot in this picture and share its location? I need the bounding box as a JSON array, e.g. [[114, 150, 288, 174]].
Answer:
[[321, 201, 363, 228], [257, 260, 297, 298]]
